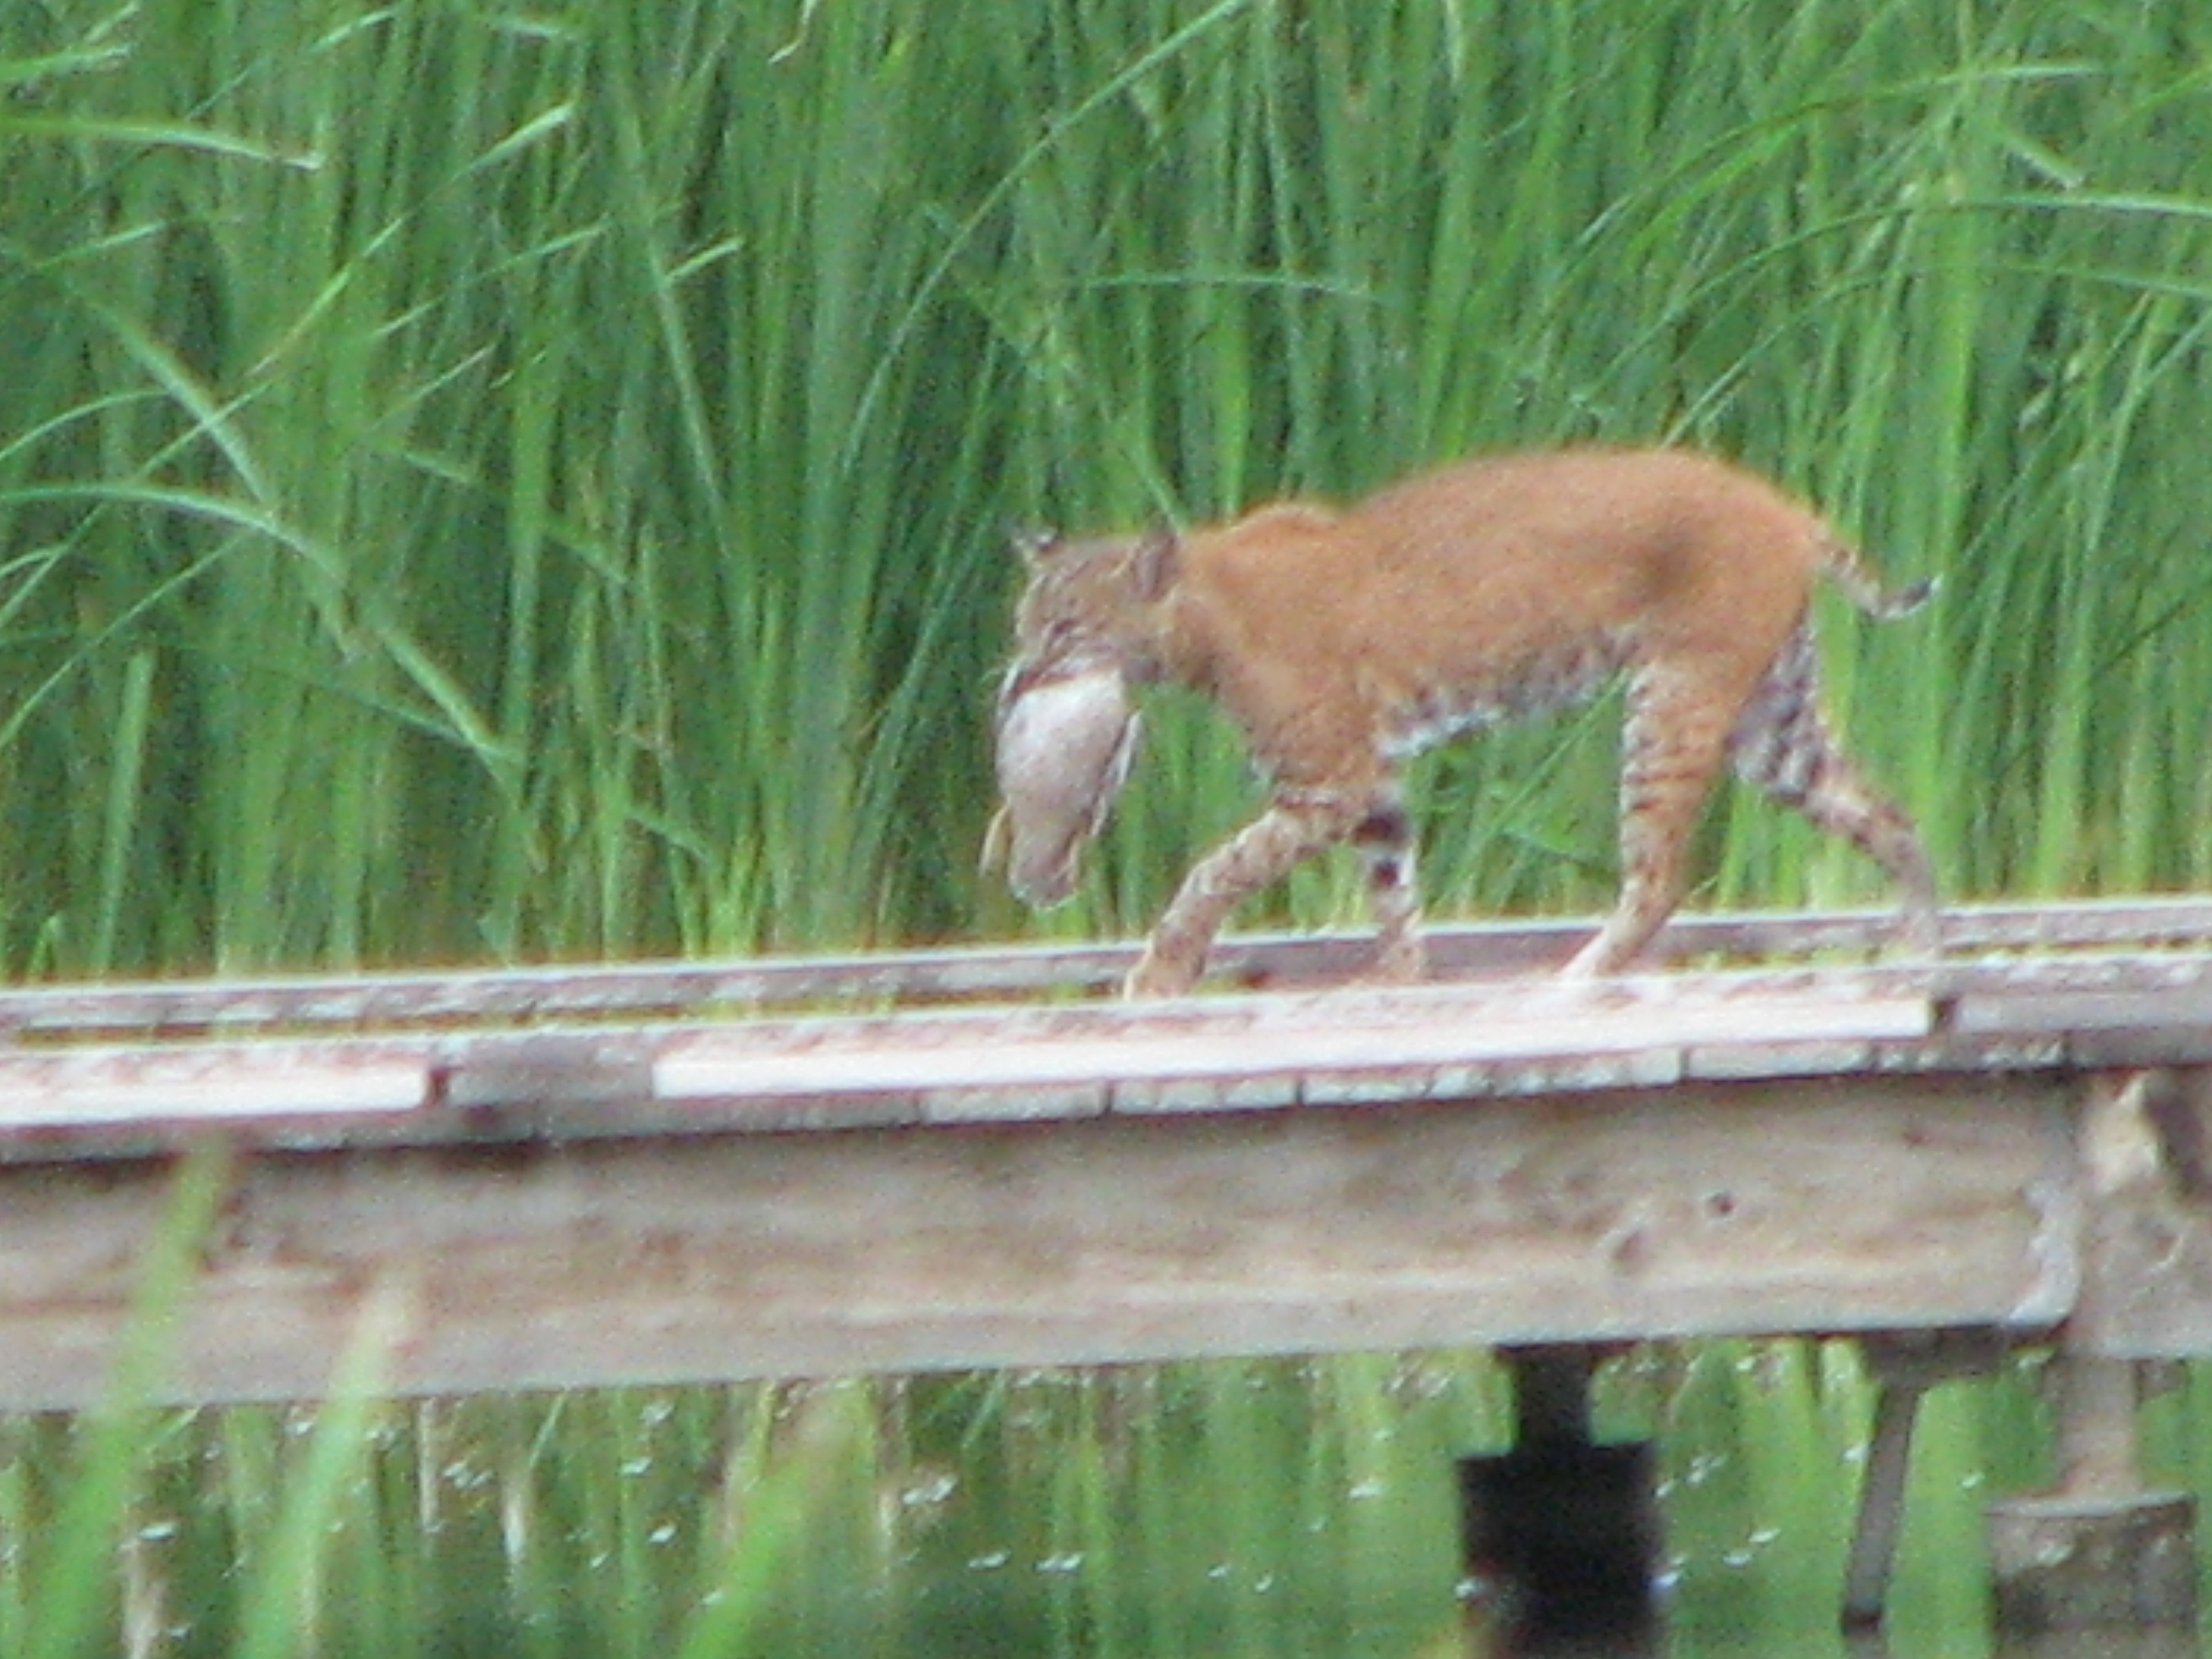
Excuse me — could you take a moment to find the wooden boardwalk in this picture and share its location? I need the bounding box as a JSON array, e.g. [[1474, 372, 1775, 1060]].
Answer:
[[2, 896, 2210, 1408]]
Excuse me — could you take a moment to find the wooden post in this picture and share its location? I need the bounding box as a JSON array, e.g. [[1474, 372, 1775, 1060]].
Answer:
[[1987, 1355, 2196, 1630], [1983, 1069, 2207, 1632], [1844, 1329, 2011, 1631], [1513, 1345, 1599, 1446], [1842, 1377, 1925, 1629], [1458, 1347, 1659, 1653]]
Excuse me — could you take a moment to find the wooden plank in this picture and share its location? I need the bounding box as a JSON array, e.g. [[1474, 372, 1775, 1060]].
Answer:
[[1, 895, 2207, 1036], [0, 969, 1931, 1155], [652, 976, 1936, 1104], [0, 1074, 2077, 1409], [0, 1044, 429, 1137], [13, 944, 2212, 1161]]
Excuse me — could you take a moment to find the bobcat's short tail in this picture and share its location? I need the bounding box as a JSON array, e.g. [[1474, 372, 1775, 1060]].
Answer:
[[1818, 533, 1937, 620]]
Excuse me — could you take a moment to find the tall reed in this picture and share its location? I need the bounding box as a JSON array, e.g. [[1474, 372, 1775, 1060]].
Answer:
[[5, 0, 2211, 974], [6, 5, 2212, 1646]]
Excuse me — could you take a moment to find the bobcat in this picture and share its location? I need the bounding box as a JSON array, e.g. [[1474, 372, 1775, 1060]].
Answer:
[[991, 446, 1939, 998]]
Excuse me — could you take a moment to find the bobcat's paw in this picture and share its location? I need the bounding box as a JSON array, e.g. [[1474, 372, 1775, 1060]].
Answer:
[[1122, 949, 1199, 1000], [1362, 936, 1428, 987]]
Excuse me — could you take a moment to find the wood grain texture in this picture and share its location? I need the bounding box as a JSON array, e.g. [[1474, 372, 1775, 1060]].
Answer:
[[0, 1075, 2075, 1408]]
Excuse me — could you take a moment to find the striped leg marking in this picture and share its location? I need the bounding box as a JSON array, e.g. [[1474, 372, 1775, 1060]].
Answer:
[[1354, 797, 1428, 983], [1562, 663, 1740, 979], [1125, 790, 1372, 999], [1730, 626, 1939, 953]]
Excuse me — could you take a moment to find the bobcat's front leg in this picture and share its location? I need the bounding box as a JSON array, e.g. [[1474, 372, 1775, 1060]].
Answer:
[[1124, 790, 1368, 998]]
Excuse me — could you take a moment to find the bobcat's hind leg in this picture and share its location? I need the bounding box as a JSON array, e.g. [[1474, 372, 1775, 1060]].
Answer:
[[1729, 627, 1939, 955], [1125, 788, 1369, 999], [1562, 664, 1740, 980], [1354, 795, 1427, 984]]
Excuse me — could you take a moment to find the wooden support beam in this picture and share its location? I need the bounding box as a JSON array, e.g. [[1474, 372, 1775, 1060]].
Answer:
[[0, 1075, 2075, 1411]]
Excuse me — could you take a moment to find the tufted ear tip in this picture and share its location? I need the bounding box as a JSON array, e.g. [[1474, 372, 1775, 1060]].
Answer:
[[1011, 526, 1061, 569]]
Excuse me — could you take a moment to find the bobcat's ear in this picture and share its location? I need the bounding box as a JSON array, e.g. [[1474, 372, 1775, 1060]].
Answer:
[[1130, 524, 1180, 602], [1012, 526, 1061, 570]]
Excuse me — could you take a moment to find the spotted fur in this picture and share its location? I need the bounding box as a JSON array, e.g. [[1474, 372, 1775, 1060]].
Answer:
[[997, 446, 1939, 997]]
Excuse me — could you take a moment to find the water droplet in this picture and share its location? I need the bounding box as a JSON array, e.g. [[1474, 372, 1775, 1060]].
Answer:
[[901, 1471, 958, 1507]]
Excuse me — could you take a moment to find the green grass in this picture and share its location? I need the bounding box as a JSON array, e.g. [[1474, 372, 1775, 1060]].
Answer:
[[7, 0, 2212, 1653], [4, 0, 2210, 974], [0, 1345, 2148, 1659]]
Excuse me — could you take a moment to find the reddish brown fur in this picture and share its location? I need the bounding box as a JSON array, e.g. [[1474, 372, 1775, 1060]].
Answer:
[[998, 447, 1938, 996]]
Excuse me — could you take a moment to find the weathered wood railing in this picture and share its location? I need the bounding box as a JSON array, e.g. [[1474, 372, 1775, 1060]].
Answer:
[[0, 895, 2207, 1412]]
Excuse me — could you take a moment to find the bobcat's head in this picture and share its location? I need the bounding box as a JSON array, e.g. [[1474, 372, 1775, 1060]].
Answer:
[[1005, 526, 1177, 689]]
